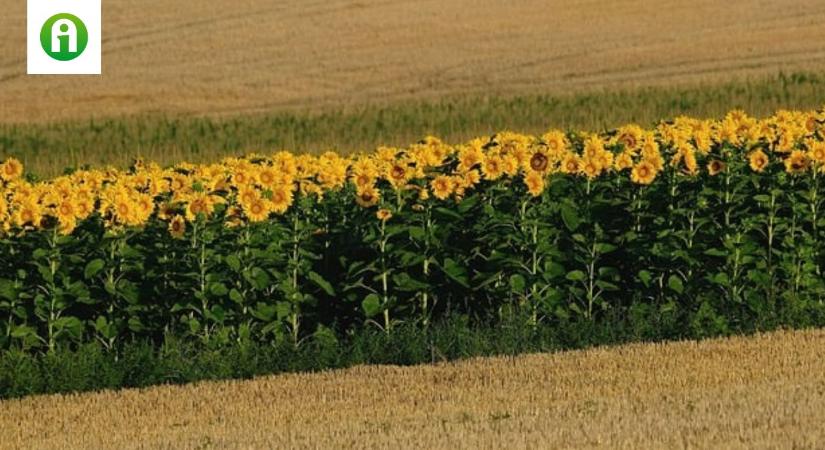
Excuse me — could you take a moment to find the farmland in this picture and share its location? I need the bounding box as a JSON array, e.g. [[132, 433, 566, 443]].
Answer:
[[3, 0, 825, 176], [2, 328, 824, 449], [4, 0, 825, 445], [3, 0, 825, 123]]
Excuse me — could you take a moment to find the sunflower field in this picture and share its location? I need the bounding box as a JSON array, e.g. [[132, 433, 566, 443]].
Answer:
[[2, 109, 825, 352]]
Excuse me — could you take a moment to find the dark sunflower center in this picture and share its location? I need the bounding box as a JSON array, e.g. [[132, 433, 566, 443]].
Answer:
[[530, 153, 549, 172]]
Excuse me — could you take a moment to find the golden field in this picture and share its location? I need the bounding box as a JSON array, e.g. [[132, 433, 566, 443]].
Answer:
[[2, 0, 825, 123], [2, 329, 825, 449]]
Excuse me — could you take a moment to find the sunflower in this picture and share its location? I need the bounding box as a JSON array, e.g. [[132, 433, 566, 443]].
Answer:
[[614, 152, 633, 171], [631, 160, 657, 185], [457, 144, 485, 172], [581, 158, 601, 179], [707, 160, 726, 176], [463, 169, 481, 187], [748, 149, 769, 172], [55, 198, 76, 225], [785, 150, 809, 174], [431, 175, 454, 200], [244, 197, 270, 222], [614, 125, 643, 152], [168, 215, 186, 239], [114, 195, 136, 225], [0, 158, 23, 181], [527, 148, 551, 174], [270, 184, 294, 214], [560, 153, 580, 175], [376, 208, 393, 222], [13, 198, 42, 228], [240, 185, 262, 206], [807, 141, 825, 165], [385, 161, 411, 189], [481, 155, 504, 180], [542, 130, 568, 159], [355, 185, 380, 208], [185, 193, 214, 222], [57, 217, 77, 236], [501, 154, 520, 176], [524, 171, 545, 197], [256, 166, 279, 188]]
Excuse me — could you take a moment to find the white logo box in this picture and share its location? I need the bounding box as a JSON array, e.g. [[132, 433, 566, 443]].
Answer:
[[27, 0, 101, 75]]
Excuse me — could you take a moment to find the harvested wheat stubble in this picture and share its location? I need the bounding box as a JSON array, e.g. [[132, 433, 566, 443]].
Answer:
[[2, 329, 825, 449], [2, 0, 825, 122]]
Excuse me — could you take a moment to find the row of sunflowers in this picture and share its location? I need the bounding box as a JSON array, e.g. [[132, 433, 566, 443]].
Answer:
[[1, 109, 825, 352], [1, 110, 824, 238]]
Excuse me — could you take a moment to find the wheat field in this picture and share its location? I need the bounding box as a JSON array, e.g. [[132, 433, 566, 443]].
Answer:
[[2, 329, 824, 449], [2, 0, 825, 123]]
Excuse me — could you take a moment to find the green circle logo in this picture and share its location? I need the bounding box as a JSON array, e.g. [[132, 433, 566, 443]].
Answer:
[[40, 13, 89, 61]]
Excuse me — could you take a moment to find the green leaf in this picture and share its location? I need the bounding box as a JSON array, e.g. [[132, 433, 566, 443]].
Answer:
[[225, 255, 241, 272], [229, 288, 244, 304], [638, 270, 652, 288], [361, 293, 382, 318], [566, 270, 586, 282], [713, 272, 730, 286], [440, 259, 469, 288], [560, 204, 580, 232], [595, 243, 617, 254], [0, 279, 17, 301], [667, 275, 684, 294], [84, 259, 106, 279], [245, 267, 271, 291], [10, 325, 36, 339], [509, 274, 526, 292], [209, 282, 229, 297], [308, 271, 335, 296]]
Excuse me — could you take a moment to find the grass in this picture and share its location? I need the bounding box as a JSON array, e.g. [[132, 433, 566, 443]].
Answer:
[[3, 327, 824, 449], [2, 71, 825, 177]]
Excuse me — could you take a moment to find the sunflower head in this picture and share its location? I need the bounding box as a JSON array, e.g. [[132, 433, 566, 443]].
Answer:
[[355, 186, 380, 208], [631, 160, 657, 185], [431, 175, 454, 200], [785, 150, 809, 174], [168, 215, 186, 239], [0, 158, 23, 182], [524, 171, 545, 197], [707, 160, 727, 176], [376, 209, 392, 222], [748, 150, 769, 173]]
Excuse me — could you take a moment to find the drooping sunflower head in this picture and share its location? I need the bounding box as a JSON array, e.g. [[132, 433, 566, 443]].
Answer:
[[355, 185, 380, 208], [376, 208, 393, 222], [785, 150, 809, 174], [707, 160, 727, 176]]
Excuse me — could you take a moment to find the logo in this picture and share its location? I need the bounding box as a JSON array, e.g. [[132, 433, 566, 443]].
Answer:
[[27, 0, 101, 75], [40, 13, 89, 61]]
